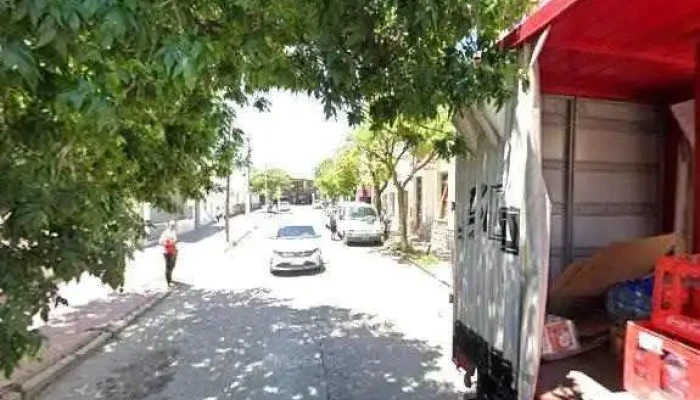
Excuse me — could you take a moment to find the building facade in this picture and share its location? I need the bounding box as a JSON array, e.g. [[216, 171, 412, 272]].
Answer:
[[283, 178, 317, 205], [380, 158, 456, 256]]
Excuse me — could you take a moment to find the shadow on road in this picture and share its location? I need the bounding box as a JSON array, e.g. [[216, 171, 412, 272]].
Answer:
[[41, 287, 458, 399], [270, 268, 325, 278], [4, 292, 157, 391], [343, 241, 384, 248], [178, 223, 224, 243], [368, 245, 414, 265]]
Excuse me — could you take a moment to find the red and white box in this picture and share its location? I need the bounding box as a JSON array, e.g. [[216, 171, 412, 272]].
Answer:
[[624, 321, 700, 399], [542, 315, 580, 360]]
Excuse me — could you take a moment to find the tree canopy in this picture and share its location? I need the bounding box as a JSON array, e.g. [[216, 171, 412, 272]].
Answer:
[[250, 168, 292, 199], [355, 112, 461, 248], [314, 147, 360, 200], [0, 0, 529, 375]]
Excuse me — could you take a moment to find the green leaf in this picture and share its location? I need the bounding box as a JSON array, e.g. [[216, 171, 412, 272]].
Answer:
[[28, 0, 46, 27], [52, 34, 68, 60], [12, 0, 30, 21], [35, 20, 57, 48], [80, 0, 101, 18], [183, 66, 197, 90], [68, 12, 80, 31], [1, 41, 39, 87]]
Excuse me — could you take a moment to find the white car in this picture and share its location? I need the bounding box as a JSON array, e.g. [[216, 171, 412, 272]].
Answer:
[[269, 223, 324, 274], [337, 202, 384, 245]]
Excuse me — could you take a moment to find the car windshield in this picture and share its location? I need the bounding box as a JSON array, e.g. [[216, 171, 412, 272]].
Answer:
[[277, 225, 316, 239], [348, 207, 377, 220]]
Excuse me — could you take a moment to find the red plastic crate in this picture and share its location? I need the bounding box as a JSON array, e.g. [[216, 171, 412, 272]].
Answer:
[[624, 321, 700, 399], [652, 255, 700, 346]]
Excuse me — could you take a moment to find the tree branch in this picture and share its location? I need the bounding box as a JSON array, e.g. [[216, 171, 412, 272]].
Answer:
[[379, 179, 389, 193], [415, 121, 452, 135], [402, 151, 438, 187], [396, 142, 410, 162]]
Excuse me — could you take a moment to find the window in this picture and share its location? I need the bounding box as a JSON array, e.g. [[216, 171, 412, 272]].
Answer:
[[439, 173, 449, 219], [348, 206, 377, 220], [277, 225, 317, 239]]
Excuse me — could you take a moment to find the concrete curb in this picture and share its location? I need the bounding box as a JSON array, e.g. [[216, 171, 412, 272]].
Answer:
[[226, 223, 259, 251], [12, 290, 172, 400], [407, 259, 452, 289]]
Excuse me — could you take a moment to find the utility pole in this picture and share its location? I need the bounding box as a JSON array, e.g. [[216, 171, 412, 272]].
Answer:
[[225, 174, 231, 242], [264, 168, 269, 206], [245, 137, 251, 215]]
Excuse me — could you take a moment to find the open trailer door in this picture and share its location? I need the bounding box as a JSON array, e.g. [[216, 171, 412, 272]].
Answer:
[[452, 31, 551, 400]]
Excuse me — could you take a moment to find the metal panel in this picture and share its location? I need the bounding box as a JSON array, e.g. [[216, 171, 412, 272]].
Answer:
[[541, 96, 569, 278], [541, 97, 662, 278], [572, 98, 662, 255]]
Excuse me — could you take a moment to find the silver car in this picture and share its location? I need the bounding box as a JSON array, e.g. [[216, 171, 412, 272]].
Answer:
[[269, 223, 324, 274]]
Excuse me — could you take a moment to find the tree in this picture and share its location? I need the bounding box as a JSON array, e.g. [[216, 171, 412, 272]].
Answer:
[[250, 169, 292, 201], [355, 136, 391, 215], [356, 113, 463, 250], [314, 147, 360, 201], [1, 0, 528, 374], [333, 147, 361, 199], [224, 134, 248, 243], [314, 159, 340, 200]]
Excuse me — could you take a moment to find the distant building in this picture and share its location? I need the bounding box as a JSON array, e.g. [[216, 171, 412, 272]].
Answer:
[[283, 178, 317, 205], [355, 186, 372, 204]]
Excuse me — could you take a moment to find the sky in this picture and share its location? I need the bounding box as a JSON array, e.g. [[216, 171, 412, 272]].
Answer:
[[235, 90, 352, 179]]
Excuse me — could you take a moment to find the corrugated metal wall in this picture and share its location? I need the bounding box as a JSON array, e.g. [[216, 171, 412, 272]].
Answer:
[[542, 96, 663, 279]]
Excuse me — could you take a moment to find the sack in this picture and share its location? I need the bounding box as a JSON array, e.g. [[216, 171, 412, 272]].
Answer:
[[605, 275, 654, 321]]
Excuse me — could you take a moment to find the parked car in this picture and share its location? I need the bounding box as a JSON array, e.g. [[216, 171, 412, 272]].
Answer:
[[336, 202, 384, 245], [268, 222, 324, 274], [279, 201, 291, 213]]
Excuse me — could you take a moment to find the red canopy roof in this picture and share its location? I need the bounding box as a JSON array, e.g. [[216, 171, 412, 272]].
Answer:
[[501, 0, 700, 103]]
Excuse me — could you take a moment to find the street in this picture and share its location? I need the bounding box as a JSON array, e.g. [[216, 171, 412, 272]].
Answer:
[[37, 207, 462, 400]]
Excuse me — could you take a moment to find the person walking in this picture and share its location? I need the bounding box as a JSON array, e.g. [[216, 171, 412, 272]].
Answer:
[[159, 220, 179, 287], [329, 212, 338, 241]]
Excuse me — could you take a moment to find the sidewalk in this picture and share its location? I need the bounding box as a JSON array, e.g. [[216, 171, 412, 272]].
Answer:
[[0, 211, 261, 399], [0, 291, 167, 399], [414, 260, 452, 288], [381, 237, 453, 289]]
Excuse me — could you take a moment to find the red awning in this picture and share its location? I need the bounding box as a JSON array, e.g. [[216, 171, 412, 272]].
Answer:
[[501, 0, 700, 103]]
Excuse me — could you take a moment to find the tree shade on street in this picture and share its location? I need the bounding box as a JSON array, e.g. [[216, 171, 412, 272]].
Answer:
[[0, 0, 529, 374]]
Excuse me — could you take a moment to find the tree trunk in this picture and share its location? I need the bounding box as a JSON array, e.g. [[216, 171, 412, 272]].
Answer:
[[373, 183, 383, 215], [395, 180, 409, 250], [225, 174, 231, 242], [194, 200, 201, 228]]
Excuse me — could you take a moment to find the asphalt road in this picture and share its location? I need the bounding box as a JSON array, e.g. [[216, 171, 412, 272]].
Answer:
[[38, 206, 463, 400]]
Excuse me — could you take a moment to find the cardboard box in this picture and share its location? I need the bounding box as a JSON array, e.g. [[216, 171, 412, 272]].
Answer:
[[550, 233, 684, 301]]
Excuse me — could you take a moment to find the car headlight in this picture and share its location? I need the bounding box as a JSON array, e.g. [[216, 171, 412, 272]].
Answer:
[[300, 249, 319, 257]]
